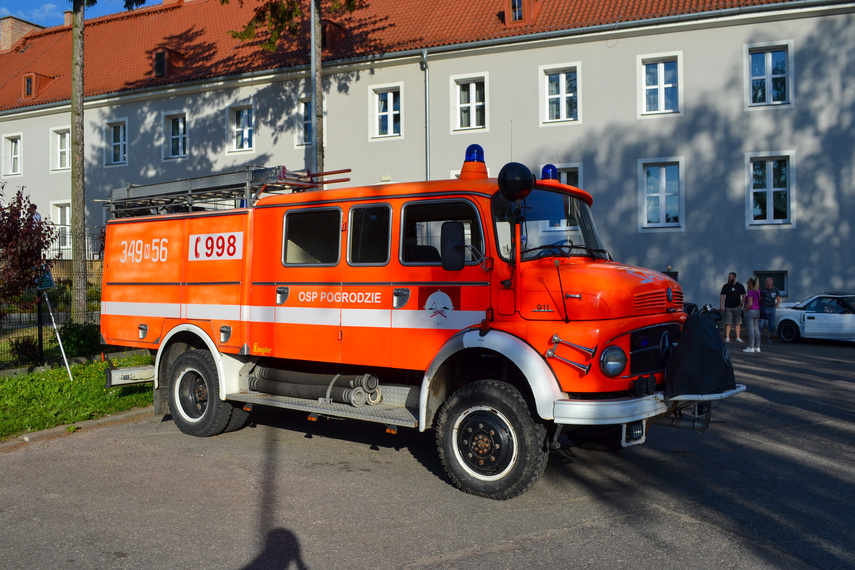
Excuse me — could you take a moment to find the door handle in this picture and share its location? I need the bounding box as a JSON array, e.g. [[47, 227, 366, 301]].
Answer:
[[393, 288, 410, 309], [276, 286, 290, 306]]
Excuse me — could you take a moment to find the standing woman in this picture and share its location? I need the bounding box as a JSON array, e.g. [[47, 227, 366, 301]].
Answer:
[[743, 277, 761, 353]]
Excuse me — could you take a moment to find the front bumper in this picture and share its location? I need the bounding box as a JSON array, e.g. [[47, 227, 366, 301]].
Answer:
[[552, 384, 746, 426]]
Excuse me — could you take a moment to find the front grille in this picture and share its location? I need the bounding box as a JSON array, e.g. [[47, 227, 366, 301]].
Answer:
[[633, 289, 684, 312], [629, 323, 681, 375]]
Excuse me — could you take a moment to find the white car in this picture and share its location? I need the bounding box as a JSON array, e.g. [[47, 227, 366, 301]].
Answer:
[[775, 292, 855, 343]]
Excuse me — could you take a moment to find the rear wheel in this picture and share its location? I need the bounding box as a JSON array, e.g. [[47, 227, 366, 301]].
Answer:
[[436, 380, 548, 500], [168, 349, 232, 437], [778, 321, 801, 343]]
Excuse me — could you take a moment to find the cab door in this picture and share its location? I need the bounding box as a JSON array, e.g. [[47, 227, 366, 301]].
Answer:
[[339, 202, 395, 367], [389, 198, 491, 371], [271, 206, 343, 364]]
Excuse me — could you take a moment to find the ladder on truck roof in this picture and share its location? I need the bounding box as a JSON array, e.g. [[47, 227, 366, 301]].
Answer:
[[105, 166, 351, 217]]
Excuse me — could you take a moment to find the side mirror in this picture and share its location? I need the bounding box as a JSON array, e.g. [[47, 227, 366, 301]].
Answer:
[[440, 221, 466, 271]]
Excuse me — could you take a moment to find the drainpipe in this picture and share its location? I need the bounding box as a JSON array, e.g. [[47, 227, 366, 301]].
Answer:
[[421, 49, 430, 181]]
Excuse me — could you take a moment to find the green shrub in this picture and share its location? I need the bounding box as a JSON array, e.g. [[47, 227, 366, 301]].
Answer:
[[10, 336, 40, 365], [58, 320, 101, 358]]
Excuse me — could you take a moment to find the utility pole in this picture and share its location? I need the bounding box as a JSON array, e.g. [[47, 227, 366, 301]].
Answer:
[[310, 0, 324, 175]]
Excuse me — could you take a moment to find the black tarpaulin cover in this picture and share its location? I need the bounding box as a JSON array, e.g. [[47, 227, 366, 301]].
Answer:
[[665, 313, 736, 398]]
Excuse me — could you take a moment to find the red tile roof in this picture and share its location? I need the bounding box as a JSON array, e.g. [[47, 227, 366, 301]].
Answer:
[[0, 0, 798, 112]]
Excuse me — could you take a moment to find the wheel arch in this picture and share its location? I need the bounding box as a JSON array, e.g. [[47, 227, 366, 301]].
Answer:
[[418, 329, 563, 432], [155, 324, 221, 394]]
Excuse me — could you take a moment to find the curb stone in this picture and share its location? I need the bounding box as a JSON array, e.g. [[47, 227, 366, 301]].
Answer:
[[0, 405, 155, 453]]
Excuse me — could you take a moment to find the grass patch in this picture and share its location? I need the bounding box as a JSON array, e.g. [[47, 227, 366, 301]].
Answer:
[[0, 353, 154, 440]]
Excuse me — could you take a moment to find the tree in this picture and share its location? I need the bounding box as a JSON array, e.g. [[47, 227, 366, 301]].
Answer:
[[0, 184, 57, 325], [221, 0, 365, 174], [68, 0, 147, 323]]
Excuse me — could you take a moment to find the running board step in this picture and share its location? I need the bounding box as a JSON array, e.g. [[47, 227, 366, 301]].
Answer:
[[225, 384, 419, 428]]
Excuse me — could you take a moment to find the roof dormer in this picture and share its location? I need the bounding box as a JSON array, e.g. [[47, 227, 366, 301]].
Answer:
[[503, 0, 543, 27], [22, 72, 54, 100], [152, 48, 185, 78]]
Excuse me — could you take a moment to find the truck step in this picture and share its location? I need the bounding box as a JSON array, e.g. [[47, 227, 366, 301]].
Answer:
[[225, 383, 419, 428]]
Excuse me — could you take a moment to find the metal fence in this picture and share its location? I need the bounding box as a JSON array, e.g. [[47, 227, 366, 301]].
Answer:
[[0, 228, 104, 370]]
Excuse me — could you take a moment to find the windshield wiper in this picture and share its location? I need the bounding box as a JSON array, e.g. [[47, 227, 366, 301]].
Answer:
[[523, 242, 610, 260]]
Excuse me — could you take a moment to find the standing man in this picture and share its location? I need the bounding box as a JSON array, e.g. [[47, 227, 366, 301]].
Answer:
[[720, 272, 746, 343], [760, 277, 781, 343]]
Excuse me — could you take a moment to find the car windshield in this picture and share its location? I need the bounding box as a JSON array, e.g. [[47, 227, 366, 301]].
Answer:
[[493, 188, 608, 261], [799, 296, 855, 313]]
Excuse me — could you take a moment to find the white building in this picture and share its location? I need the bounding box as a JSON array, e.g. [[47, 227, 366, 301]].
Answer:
[[1, 0, 853, 304]]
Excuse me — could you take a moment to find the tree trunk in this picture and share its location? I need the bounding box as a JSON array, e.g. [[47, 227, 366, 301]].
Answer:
[[71, 0, 89, 323]]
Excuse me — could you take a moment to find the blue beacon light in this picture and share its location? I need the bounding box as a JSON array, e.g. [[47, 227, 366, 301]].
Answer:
[[541, 164, 558, 180], [464, 144, 485, 163]]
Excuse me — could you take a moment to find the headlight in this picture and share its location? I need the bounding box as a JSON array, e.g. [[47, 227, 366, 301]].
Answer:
[[600, 346, 627, 377]]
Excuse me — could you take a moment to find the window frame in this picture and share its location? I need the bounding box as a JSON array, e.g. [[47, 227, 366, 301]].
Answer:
[[539, 63, 581, 126], [3, 133, 23, 176], [227, 103, 255, 153], [162, 111, 188, 160], [50, 127, 71, 172], [450, 73, 489, 133], [370, 83, 403, 140], [637, 157, 685, 232], [637, 52, 683, 118], [754, 270, 788, 298], [104, 119, 128, 167], [745, 151, 796, 228], [743, 40, 794, 110], [348, 203, 392, 266], [400, 198, 484, 266], [51, 201, 72, 250], [281, 207, 343, 267]]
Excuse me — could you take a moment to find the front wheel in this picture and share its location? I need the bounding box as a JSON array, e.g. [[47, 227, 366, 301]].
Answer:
[[435, 381, 548, 500], [778, 321, 801, 343], [168, 349, 232, 437]]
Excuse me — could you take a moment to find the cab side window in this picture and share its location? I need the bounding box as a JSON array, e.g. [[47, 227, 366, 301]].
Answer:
[[349, 204, 391, 265], [283, 208, 341, 265], [401, 200, 482, 265]]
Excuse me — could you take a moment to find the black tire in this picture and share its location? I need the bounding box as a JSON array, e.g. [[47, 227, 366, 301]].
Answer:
[[223, 403, 250, 433], [778, 321, 801, 343], [167, 350, 232, 437], [435, 380, 548, 500]]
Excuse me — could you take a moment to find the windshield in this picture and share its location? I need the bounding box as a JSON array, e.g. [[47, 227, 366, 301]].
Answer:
[[493, 188, 608, 261]]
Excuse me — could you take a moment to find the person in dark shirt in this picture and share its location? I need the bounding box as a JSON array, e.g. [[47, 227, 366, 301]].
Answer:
[[719, 272, 746, 343], [759, 277, 781, 343]]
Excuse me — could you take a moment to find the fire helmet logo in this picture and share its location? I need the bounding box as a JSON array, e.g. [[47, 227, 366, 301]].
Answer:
[[424, 290, 454, 319]]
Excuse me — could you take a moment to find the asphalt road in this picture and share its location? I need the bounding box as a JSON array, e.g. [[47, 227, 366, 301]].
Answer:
[[2, 339, 854, 569]]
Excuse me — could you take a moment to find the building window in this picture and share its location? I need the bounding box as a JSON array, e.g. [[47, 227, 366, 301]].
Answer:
[[51, 128, 70, 171], [4, 135, 22, 175], [638, 54, 682, 116], [53, 203, 71, 249], [639, 159, 683, 230], [544, 68, 578, 122], [374, 88, 401, 138], [754, 271, 788, 297], [510, 0, 523, 21], [105, 120, 127, 165], [744, 42, 793, 108], [452, 75, 488, 131], [230, 106, 253, 151], [748, 154, 792, 225], [24, 75, 33, 97], [164, 114, 187, 159], [558, 165, 581, 187], [299, 100, 312, 146]]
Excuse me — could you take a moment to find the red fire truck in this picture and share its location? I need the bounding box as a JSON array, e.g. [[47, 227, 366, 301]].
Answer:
[[102, 145, 744, 499]]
